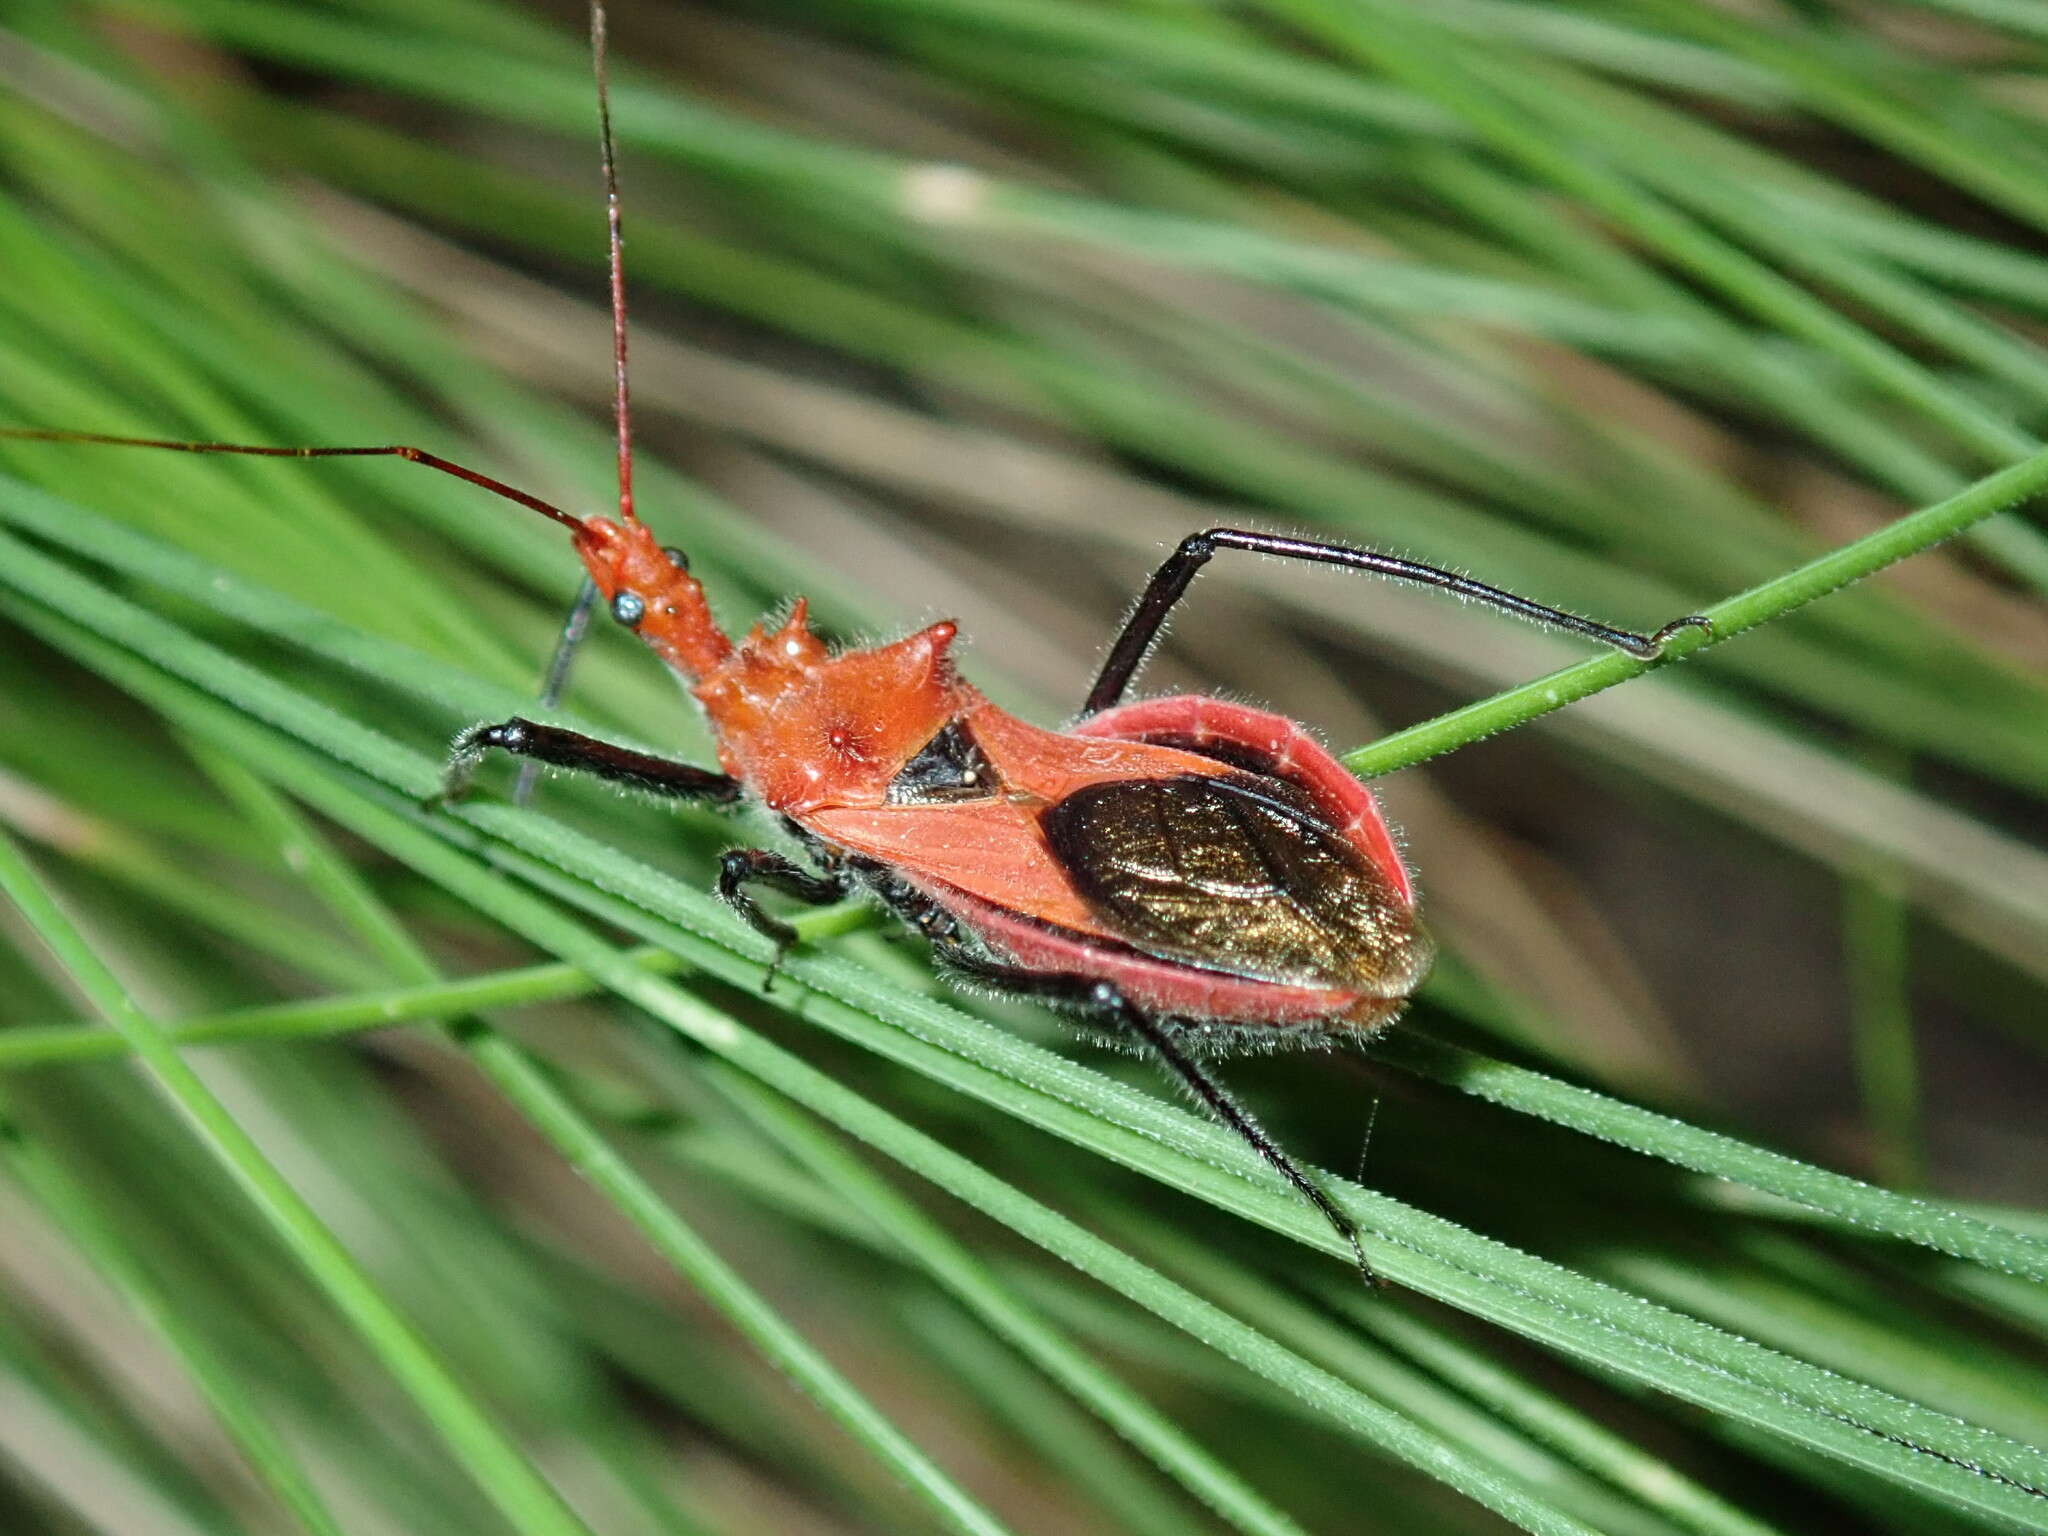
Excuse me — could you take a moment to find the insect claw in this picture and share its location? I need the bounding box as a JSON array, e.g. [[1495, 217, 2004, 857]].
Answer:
[[1643, 613, 1715, 658]]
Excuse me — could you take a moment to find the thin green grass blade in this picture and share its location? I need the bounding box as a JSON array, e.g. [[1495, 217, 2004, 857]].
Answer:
[[696, 1063, 1315, 1536], [0, 1098, 346, 1536], [0, 827, 595, 1536]]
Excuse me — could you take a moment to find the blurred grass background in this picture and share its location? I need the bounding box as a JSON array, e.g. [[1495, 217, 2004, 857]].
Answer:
[[1, 0, 2047, 1532]]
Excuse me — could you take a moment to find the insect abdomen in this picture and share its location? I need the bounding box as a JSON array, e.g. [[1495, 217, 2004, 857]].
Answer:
[[1041, 773, 1428, 997]]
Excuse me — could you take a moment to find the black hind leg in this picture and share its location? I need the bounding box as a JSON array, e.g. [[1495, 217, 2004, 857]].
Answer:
[[1084, 526, 1710, 715], [931, 940, 1377, 1287]]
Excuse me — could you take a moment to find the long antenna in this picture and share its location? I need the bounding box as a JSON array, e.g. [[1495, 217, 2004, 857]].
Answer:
[[0, 429, 584, 530], [591, 0, 635, 525], [510, 0, 636, 807]]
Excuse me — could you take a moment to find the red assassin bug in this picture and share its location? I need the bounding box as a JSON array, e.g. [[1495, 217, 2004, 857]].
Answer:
[[0, 2, 1709, 1284]]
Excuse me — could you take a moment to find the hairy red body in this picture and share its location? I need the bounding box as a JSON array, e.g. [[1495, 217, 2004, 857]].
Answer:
[[571, 515, 1432, 1031]]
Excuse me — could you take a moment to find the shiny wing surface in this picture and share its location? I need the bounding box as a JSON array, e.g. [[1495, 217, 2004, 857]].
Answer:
[[1040, 773, 1428, 996]]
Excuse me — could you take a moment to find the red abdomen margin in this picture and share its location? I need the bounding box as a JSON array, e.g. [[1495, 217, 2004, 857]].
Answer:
[[919, 696, 1428, 1032]]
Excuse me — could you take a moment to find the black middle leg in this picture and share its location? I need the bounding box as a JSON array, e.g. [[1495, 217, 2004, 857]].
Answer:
[[930, 937, 1377, 1287], [717, 848, 853, 981]]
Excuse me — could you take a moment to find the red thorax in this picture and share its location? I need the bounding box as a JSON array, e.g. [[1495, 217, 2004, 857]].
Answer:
[[576, 516, 970, 810]]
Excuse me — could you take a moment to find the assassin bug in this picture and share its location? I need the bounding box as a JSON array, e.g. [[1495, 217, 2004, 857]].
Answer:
[[1, 2, 1708, 1286]]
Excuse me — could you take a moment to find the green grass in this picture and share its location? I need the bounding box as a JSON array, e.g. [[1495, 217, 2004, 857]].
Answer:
[[1, 2, 2046, 1532]]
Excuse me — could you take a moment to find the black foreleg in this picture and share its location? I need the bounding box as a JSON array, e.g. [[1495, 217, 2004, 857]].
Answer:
[[435, 718, 741, 807]]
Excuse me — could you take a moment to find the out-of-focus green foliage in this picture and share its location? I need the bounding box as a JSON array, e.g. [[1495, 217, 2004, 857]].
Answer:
[[0, 2, 2045, 1532]]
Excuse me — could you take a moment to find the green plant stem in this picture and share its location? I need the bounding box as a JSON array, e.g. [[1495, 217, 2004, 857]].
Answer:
[[1346, 442, 2048, 777], [0, 950, 676, 1067]]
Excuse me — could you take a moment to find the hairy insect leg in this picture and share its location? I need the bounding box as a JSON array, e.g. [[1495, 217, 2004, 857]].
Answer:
[[1084, 526, 1712, 715], [931, 940, 1378, 1288], [434, 718, 741, 807], [717, 849, 852, 988]]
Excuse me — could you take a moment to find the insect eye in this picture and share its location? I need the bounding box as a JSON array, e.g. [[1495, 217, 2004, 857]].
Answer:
[[610, 591, 647, 628], [661, 545, 691, 572]]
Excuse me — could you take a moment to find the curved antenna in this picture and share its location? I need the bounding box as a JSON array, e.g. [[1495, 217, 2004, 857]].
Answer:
[[591, 0, 635, 525], [0, 428, 583, 531]]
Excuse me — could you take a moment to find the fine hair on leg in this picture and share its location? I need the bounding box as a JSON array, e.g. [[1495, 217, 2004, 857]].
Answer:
[[435, 718, 741, 807], [1113, 1000, 1379, 1290], [717, 848, 852, 989]]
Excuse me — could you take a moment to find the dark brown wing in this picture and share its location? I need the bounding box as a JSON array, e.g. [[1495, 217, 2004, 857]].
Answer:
[[1040, 773, 1429, 996]]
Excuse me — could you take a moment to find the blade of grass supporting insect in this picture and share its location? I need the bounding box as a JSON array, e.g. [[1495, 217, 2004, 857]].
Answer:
[[4, 525, 2048, 1520], [1344, 442, 2048, 778], [1358, 1030, 2045, 1281], [7, 846, 2035, 1285], [0, 830, 594, 1536], [365, 779, 2048, 1530], [301, 829, 1614, 1536], [695, 1061, 1316, 1536], [467, 858, 2048, 1525], [0, 1098, 346, 1536], [1325, 1292, 1790, 1536]]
